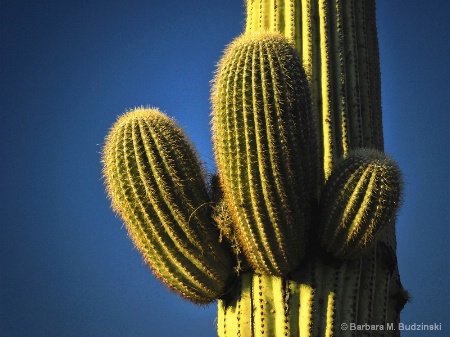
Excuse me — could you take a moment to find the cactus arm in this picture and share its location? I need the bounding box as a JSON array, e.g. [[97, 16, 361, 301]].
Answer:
[[105, 122, 184, 292], [212, 33, 318, 275], [106, 120, 202, 295], [319, 149, 402, 259], [103, 108, 233, 303]]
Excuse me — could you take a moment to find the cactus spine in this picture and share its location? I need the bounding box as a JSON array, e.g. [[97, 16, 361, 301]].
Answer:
[[102, 0, 409, 335]]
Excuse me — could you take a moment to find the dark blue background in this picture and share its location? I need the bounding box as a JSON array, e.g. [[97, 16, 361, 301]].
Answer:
[[1, 1, 449, 336]]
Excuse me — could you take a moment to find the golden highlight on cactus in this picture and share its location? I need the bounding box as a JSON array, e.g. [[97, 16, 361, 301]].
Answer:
[[217, 253, 404, 337]]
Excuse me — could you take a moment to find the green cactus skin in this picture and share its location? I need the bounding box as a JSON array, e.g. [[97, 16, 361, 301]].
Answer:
[[102, 107, 233, 304], [319, 149, 403, 260], [212, 32, 318, 276]]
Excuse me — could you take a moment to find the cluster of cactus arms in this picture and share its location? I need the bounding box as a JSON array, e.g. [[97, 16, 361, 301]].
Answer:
[[103, 0, 409, 336]]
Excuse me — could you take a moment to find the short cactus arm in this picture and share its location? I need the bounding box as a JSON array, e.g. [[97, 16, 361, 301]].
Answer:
[[319, 149, 403, 259]]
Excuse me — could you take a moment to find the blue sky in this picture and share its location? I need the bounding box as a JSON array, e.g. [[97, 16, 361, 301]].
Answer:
[[1, 1, 449, 336]]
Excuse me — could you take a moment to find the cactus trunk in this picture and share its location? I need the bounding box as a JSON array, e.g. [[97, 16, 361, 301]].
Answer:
[[245, 0, 383, 181], [218, 253, 404, 337]]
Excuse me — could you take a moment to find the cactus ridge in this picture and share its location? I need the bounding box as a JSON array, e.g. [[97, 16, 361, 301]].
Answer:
[[318, 149, 403, 259], [103, 107, 233, 303], [212, 32, 318, 276]]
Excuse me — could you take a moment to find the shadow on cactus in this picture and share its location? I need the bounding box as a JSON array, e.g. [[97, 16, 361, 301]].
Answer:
[[102, 1, 409, 335]]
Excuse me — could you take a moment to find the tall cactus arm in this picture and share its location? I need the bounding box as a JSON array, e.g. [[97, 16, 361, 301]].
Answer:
[[212, 32, 318, 276]]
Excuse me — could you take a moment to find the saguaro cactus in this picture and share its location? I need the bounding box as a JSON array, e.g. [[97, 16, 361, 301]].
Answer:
[[102, 0, 408, 336]]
